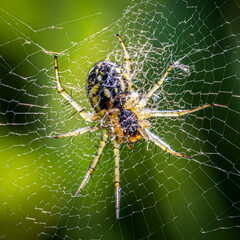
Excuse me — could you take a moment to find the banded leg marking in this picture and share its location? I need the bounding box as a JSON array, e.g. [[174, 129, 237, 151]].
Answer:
[[74, 129, 109, 197], [145, 129, 192, 159], [116, 34, 133, 92], [137, 64, 173, 110], [54, 125, 102, 139], [145, 103, 213, 118], [113, 139, 121, 219], [54, 56, 92, 122]]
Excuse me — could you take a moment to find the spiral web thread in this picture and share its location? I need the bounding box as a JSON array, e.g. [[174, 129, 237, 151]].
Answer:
[[0, 0, 239, 239]]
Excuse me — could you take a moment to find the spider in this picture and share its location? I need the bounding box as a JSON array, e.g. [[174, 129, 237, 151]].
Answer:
[[53, 34, 213, 219]]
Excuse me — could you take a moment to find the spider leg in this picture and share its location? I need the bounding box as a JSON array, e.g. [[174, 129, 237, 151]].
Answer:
[[144, 103, 213, 118], [145, 129, 192, 159], [113, 139, 121, 219], [74, 129, 109, 197], [136, 64, 174, 110], [116, 34, 133, 92], [54, 56, 92, 122], [54, 125, 102, 138], [137, 126, 150, 142]]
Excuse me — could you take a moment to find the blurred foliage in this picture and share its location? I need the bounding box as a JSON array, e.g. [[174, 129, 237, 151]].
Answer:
[[0, 0, 239, 240]]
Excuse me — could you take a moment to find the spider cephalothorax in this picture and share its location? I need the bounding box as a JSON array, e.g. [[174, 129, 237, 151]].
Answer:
[[118, 108, 142, 145], [53, 33, 213, 219]]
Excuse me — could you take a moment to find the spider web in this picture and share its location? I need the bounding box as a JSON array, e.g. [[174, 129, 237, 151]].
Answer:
[[0, 0, 239, 239]]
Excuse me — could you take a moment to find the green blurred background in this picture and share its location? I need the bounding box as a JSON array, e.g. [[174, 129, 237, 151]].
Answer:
[[0, 0, 239, 239]]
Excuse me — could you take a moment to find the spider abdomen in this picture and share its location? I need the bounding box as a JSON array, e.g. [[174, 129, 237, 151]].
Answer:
[[87, 61, 130, 113]]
